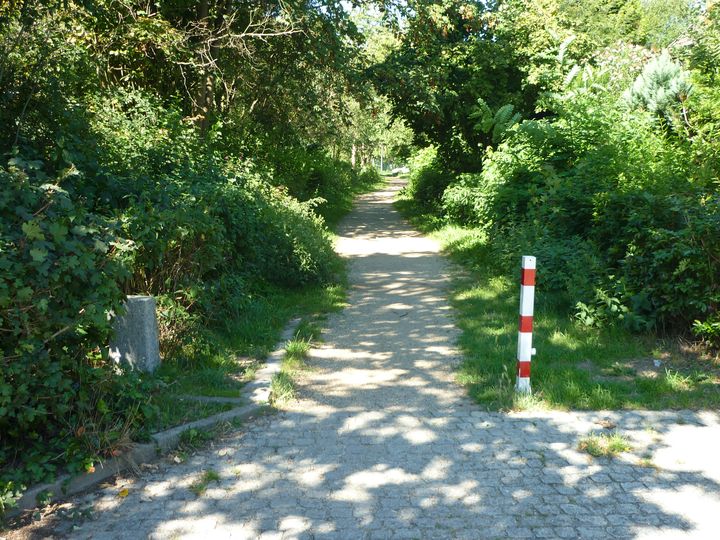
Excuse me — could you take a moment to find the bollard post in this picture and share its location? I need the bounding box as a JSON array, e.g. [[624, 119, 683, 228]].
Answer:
[[516, 256, 536, 394]]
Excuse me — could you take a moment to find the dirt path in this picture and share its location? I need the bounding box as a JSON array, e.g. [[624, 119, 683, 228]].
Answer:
[[24, 178, 720, 539]]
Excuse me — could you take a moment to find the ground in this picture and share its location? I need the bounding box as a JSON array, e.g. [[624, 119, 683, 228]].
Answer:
[[9, 179, 720, 539]]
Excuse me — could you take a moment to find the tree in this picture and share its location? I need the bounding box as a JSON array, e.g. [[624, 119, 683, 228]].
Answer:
[[373, 0, 523, 171]]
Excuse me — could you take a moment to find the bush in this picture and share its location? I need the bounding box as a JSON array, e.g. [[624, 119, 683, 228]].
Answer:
[[441, 173, 497, 226], [430, 49, 720, 332], [0, 90, 343, 511], [404, 146, 454, 209], [0, 156, 157, 511]]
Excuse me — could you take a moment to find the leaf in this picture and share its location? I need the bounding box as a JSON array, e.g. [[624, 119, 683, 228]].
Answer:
[[30, 248, 49, 263], [97, 399, 109, 414], [17, 286, 33, 301], [118, 488, 129, 498], [22, 221, 45, 241], [48, 222, 68, 241]]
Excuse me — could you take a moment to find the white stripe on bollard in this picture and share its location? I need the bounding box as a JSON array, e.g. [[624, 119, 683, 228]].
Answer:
[[516, 255, 536, 394]]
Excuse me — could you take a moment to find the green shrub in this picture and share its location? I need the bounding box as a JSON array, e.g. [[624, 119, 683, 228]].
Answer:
[[0, 156, 157, 511], [692, 314, 720, 348], [441, 173, 499, 227], [404, 146, 454, 209], [431, 49, 719, 332], [0, 90, 343, 511]]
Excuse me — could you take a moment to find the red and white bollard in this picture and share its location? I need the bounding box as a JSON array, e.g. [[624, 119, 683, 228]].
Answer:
[[516, 255, 536, 394]]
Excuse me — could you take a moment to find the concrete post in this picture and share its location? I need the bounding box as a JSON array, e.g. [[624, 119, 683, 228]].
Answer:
[[109, 295, 161, 373]]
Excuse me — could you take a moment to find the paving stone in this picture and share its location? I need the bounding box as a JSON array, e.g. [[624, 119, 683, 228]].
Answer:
[[554, 526, 577, 538]]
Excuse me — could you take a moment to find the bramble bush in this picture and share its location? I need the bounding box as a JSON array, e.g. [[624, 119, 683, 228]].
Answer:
[[0, 156, 158, 512]]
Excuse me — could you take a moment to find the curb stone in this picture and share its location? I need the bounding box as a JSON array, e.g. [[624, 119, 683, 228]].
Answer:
[[7, 318, 301, 519]]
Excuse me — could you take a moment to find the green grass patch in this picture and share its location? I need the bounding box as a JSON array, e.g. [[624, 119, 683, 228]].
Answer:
[[395, 191, 720, 411], [151, 398, 234, 432], [270, 322, 321, 404], [189, 469, 221, 496], [578, 432, 633, 458], [270, 372, 297, 405], [283, 337, 311, 371]]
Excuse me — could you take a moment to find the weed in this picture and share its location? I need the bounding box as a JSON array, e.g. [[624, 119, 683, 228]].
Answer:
[[270, 372, 297, 405], [284, 338, 311, 369], [189, 470, 221, 497], [176, 427, 216, 458], [578, 432, 633, 458], [295, 319, 324, 342], [664, 370, 693, 392]]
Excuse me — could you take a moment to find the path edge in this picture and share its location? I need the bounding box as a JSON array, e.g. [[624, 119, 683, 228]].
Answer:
[[7, 318, 301, 519]]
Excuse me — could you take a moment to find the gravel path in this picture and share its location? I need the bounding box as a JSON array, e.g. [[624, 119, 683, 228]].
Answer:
[[30, 179, 720, 539]]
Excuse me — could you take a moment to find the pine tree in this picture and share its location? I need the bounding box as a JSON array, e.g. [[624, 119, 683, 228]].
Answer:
[[624, 50, 692, 118]]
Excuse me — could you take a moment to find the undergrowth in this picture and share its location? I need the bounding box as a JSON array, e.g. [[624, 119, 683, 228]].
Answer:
[[396, 188, 720, 412]]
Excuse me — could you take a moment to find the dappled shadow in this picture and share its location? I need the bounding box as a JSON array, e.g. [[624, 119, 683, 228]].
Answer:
[[56, 406, 720, 539], [46, 178, 720, 539]]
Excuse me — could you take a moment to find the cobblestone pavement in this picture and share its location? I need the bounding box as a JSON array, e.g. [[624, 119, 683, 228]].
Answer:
[[34, 180, 720, 538]]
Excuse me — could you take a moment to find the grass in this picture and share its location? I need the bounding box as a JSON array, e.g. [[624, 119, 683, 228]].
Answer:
[[189, 469, 221, 496], [283, 338, 312, 371], [270, 372, 297, 405], [578, 432, 633, 458], [395, 191, 720, 411], [152, 398, 234, 432], [270, 326, 319, 405]]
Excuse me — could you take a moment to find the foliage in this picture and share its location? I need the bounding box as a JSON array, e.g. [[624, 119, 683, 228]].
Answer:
[[402, 146, 452, 210], [0, 156, 161, 512], [0, 0, 383, 513], [637, 0, 697, 49], [417, 41, 720, 333], [578, 432, 633, 458], [469, 99, 521, 145], [692, 315, 720, 349], [374, 0, 523, 169], [624, 50, 693, 127]]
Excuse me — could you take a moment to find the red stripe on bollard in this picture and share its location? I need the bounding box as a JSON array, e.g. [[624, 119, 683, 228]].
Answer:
[[518, 361, 531, 378], [521, 268, 536, 286], [519, 315, 533, 332]]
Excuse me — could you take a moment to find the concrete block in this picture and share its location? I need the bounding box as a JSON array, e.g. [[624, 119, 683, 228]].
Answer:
[[109, 295, 160, 372]]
